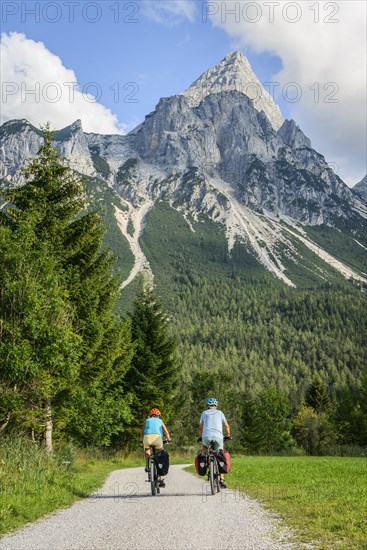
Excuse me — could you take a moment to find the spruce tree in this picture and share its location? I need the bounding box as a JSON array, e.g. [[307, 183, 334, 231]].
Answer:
[[257, 386, 294, 452], [3, 126, 85, 243], [357, 371, 367, 446], [0, 218, 81, 448], [305, 375, 332, 415], [335, 371, 367, 446], [240, 395, 265, 453], [0, 127, 133, 446], [126, 286, 179, 430]]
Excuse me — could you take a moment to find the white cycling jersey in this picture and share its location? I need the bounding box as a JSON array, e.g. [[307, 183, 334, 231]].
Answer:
[[200, 409, 227, 438]]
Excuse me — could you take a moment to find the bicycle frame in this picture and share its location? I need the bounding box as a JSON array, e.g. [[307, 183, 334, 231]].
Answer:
[[147, 439, 169, 496], [148, 445, 160, 496], [206, 441, 221, 495]]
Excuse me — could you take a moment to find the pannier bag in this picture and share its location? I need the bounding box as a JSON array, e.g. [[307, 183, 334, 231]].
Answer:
[[216, 450, 230, 474], [223, 450, 231, 473], [154, 450, 169, 476], [195, 453, 208, 476]]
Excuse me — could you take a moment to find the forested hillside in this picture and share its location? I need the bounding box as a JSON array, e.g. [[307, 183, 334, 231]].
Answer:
[[137, 201, 367, 450], [139, 201, 365, 396]]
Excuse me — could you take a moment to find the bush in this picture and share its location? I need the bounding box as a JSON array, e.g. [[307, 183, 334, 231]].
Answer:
[[293, 405, 336, 455]]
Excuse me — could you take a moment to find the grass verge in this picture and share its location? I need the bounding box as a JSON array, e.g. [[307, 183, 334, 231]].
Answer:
[[0, 438, 142, 536], [188, 455, 367, 549], [0, 438, 192, 537]]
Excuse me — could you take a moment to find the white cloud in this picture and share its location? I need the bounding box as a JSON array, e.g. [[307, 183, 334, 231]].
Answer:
[[142, 0, 196, 25], [0, 32, 121, 134], [209, 1, 366, 184]]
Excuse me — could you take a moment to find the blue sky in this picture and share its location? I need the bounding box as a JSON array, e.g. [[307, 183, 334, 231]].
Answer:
[[1, 1, 284, 127], [1, 1, 366, 184]]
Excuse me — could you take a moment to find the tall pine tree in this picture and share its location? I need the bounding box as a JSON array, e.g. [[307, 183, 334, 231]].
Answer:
[[125, 285, 179, 436], [0, 216, 81, 448], [240, 395, 265, 453], [305, 375, 332, 415], [0, 126, 133, 447]]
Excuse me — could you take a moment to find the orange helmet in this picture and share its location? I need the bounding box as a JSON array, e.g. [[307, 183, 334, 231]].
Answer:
[[149, 408, 161, 417]]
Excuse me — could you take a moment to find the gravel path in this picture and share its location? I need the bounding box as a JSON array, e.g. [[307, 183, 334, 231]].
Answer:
[[0, 465, 300, 550]]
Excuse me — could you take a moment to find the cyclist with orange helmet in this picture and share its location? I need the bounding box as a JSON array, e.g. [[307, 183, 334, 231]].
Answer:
[[141, 408, 171, 484]]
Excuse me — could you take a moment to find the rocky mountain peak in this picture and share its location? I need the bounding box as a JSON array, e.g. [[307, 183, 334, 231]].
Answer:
[[278, 119, 312, 149], [0, 118, 39, 135], [180, 51, 284, 130], [53, 119, 83, 139], [69, 119, 83, 131], [1, 51, 366, 287], [222, 50, 251, 69], [353, 174, 367, 201]]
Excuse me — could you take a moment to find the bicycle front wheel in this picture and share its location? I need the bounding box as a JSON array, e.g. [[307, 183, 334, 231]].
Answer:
[[209, 459, 215, 495], [150, 459, 157, 496]]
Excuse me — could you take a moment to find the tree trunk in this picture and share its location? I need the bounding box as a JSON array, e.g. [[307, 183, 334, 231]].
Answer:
[[0, 412, 10, 433], [43, 400, 53, 453]]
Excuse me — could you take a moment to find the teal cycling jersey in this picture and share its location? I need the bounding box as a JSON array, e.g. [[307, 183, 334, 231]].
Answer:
[[144, 417, 163, 436]]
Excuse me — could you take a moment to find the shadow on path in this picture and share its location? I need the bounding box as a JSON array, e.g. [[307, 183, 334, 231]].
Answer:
[[87, 492, 205, 500]]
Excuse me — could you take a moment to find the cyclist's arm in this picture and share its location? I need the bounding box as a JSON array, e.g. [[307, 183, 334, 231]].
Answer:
[[223, 421, 230, 436], [140, 422, 145, 442], [161, 421, 171, 441], [198, 423, 203, 438]]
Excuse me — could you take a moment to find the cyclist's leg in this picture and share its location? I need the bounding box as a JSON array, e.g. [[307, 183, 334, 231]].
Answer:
[[150, 434, 163, 451], [202, 437, 210, 455], [143, 434, 160, 470], [142, 435, 151, 470]]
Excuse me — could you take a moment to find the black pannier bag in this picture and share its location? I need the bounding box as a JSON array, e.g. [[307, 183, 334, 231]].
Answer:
[[154, 450, 169, 476], [215, 450, 229, 474], [195, 453, 207, 476]]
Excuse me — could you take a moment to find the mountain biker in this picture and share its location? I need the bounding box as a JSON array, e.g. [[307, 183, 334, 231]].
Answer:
[[141, 408, 171, 487], [198, 397, 231, 488]]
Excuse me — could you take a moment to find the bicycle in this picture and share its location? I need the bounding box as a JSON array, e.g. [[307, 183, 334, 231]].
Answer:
[[147, 438, 169, 496], [199, 436, 232, 495]]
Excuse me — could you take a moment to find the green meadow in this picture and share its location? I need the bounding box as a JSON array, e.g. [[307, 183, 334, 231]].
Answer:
[[225, 456, 367, 549]]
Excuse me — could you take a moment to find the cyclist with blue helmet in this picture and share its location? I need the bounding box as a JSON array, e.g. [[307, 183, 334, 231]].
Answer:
[[198, 397, 231, 488]]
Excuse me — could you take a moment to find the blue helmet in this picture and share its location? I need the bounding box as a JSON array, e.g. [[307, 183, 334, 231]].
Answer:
[[206, 397, 218, 407]]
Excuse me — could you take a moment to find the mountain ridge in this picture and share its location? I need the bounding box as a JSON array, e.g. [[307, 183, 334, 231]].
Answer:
[[1, 52, 366, 288]]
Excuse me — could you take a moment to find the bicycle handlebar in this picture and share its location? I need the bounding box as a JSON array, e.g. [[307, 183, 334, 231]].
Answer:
[[197, 436, 232, 443]]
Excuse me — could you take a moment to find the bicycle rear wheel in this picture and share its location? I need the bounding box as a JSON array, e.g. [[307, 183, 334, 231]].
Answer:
[[215, 459, 220, 492], [150, 458, 157, 496], [209, 459, 215, 495]]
